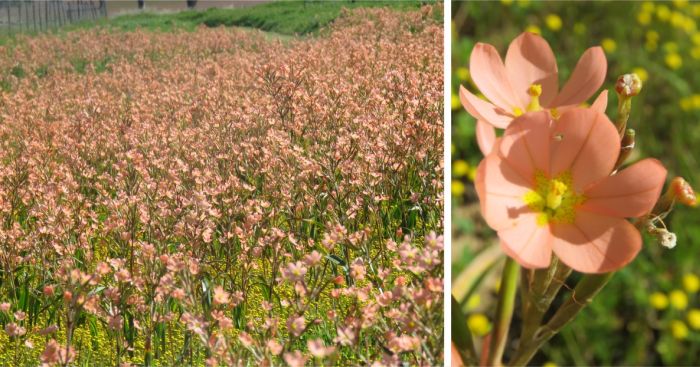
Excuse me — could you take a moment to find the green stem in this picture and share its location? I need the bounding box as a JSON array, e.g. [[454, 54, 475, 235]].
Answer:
[[616, 95, 631, 137], [451, 295, 478, 366], [508, 272, 614, 366], [487, 257, 519, 366]]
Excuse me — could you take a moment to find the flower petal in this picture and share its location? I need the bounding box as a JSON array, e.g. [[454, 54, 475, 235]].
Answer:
[[580, 158, 667, 218], [476, 120, 497, 155], [475, 154, 533, 231], [552, 211, 641, 273], [498, 213, 553, 269], [505, 32, 559, 108], [551, 46, 607, 107], [549, 108, 619, 191], [498, 111, 552, 182], [470, 42, 521, 110], [460, 86, 513, 128], [590, 90, 608, 113]]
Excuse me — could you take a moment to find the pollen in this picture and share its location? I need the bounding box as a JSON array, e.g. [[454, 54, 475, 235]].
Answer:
[[523, 171, 585, 226], [513, 106, 524, 116]]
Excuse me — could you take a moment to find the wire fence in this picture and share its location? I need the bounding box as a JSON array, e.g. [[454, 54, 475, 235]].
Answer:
[[0, 0, 107, 34]]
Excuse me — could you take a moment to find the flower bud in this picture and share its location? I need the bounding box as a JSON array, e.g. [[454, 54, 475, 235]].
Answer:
[[615, 73, 643, 98], [43, 285, 55, 297], [669, 177, 697, 207]]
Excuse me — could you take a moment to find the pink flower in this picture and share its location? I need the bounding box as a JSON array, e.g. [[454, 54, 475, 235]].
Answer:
[[460, 32, 608, 155], [287, 315, 306, 337], [476, 109, 667, 273], [212, 286, 230, 306], [308, 339, 336, 358], [283, 351, 308, 367], [266, 339, 283, 355]]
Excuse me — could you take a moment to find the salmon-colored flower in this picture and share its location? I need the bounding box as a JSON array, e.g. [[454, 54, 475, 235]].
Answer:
[[460, 32, 608, 155], [476, 109, 667, 273]]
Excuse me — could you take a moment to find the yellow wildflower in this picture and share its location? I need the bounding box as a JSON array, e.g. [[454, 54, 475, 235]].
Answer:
[[671, 11, 685, 28], [452, 94, 461, 110], [670, 289, 688, 310], [692, 33, 700, 45], [690, 47, 700, 59], [601, 38, 617, 53], [642, 1, 655, 12], [673, 0, 688, 8], [665, 53, 682, 69], [657, 5, 671, 21], [671, 320, 689, 340], [468, 166, 478, 182], [680, 97, 693, 111], [545, 14, 562, 31], [543, 362, 558, 367], [453, 160, 470, 177], [456, 67, 470, 81], [683, 18, 696, 33], [452, 180, 465, 196], [684, 273, 700, 293], [687, 309, 700, 330], [467, 314, 491, 336], [638, 11, 652, 25], [525, 25, 541, 35], [632, 67, 648, 82], [501, 0, 514, 4], [647, 30, 660, 42], [650, 292, 669, 310]]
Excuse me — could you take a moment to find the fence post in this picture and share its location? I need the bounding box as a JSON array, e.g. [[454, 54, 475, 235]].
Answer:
[[6, 1, 11, 35], [32, 0, 37, 32]]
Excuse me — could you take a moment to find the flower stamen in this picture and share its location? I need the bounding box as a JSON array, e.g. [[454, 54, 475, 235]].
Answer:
[[523, 171, 585, 225], [526, 84, 542, 112]]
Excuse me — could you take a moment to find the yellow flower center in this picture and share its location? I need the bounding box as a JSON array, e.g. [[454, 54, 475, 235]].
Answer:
[[523, 171, 585, 225], [526, 84, 543, 112], [514, 84, 543, 116]]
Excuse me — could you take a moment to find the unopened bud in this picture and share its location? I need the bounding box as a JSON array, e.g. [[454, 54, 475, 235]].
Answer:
[[615, 73, 643, 98], [669, 177, 697, 207], [43, 285, 55, 297]]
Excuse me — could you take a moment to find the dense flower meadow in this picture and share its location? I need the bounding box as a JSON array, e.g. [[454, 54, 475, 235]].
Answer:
[[0, 6, 444, 366]]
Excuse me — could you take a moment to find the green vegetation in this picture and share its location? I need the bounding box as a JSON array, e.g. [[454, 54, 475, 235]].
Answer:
[[102, 1, 439, 35], [0, 0, 439, 40]]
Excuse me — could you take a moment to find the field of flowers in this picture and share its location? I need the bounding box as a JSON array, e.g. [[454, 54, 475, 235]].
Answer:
[[0, 5, 444, 366], [452, 1, 700, 366]]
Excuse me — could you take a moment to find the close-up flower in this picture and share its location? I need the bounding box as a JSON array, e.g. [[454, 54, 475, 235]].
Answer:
[[475, 108, 666, 273], [453, 2, 700, 365], [459, 32, 607, 154]]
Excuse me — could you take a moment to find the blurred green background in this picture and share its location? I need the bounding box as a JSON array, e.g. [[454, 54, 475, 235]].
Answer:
[[452, 1, 700, 365]]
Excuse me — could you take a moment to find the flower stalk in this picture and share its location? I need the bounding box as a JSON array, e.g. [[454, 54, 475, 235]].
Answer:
[[487, 258, 519, 366], [508, 272, 614, 366]]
